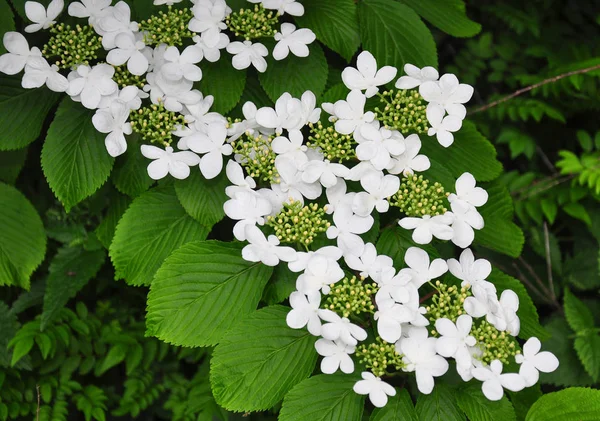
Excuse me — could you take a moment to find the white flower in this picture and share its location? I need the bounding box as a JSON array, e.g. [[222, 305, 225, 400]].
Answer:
[[426, 103, 462, 148], [262, 0, 304, 16], [273, 23, 315, 60], [448, 172, 488, 212], [255, 93, 303, 135], [184, 94, 227, 132], [301, 160, 349, 188], [449, 202, 484, 248], [224, 190, 272, 241], [399, 247, 448, 288], [66, 64, 118, 109], [399, 213, 454, 245], [434, 315, 476, 368], [399, 329, 449, 394], [472, 360, 525, 401], [186, 122, 232, 179], [192, 32, 230, 62], [315, 339, 355, 374], [275, 155, 322, 200], [92, 102, 132, 157], [318, 309, 367, 346], [225, 161, 256, 198], [189, 0, 230, 47], [342, 51, 397, 98], [353, 372, 396, 408], [487, 290, 520, 335], [447, 248, 491, 289], [344, 243, 394, 284], [144, 71, 200, 112], [25, 0, 63, 33], [297, 91, 321, 129], [227, 41, 268, 72], [97, 85, 145, 112], [154, 0, 182, 5], [388, 134, 430, 176], [286, 291, 322, 336], [296, 255, 344, 295], [106, 32, 149, 76], [332, 90, 375, 136], [161, 45, 203, 82], [396, 64, 439, 90], [95, 2, 138, 50], [140, 145, 200, 180], [463, 281, 499, 319], [355, 124, 405, 171], [324, 179, 354, 215], [345, 161, 380, 182], [352, 172, 399, 216], [288, 246, 342, 273], [68, 0, 112, 24], [241, 225, 297, 266], [272, 130, 308, 161], [516, 337, 559, 386], [419, 73, 474, 119], [0, 32, 42, 75], [374, 300, 415, 343], [326, 204, 374, 255], [22, 56, 69, 92]]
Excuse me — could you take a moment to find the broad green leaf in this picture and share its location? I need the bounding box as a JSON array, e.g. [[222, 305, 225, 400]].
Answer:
[[279, 374, 364, 421], [147, 241, 272, 347], [211, 305, 318, 412], [358, 0, 437, 71], [0, 0, 15, 54], [0, 183, 46, 289], [321, 84, 350, 105], [376, 227, 439, 269], [42, 99, 114, 211], [262, 264, 297, 305], [370, 388, 417, 421], [174, 169, 228, 228], [415, 384, 464, 421], [111, 137, 153, 197], [488, 269, 549, 340], [0, 76, 60, 150], [295, 0, 360, 61], [525, 388, 600, 421], [422, 158, 457, 191], [456, 384, 516, 421], [260, 42, 328, 102], [0, 301, 18, 367], [41, 246, 106, 330], [231, 71, 273, 117], [109, 185, 209, 286], [397, 0, 481, 38], [564, 245, 600, 290], [508, 386, 542, 421], [574, 333, 600, 382], [197, 59, 246, 114], [563, 288, 595, 333], [0, 148, 27, 184], [95, 193, 131, 249], [96, 343, 127, 375]]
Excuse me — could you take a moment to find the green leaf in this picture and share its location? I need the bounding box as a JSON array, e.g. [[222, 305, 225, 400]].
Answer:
[[525, 388, 600, 421], [109, 185, 209, 286], [10, 336, 33, 367], [358, 0, 437, 71], [279, 374, 364, 421], [563, 202, 592, 225], [508, 385, 542, 421], [0, 301, 18, 367], [0, 148, 27, 184], [563, 288, 595, 333], [260, 42, 328, 102], [95, 193, 131, 249], [0, 76, 60, 151], [197, 59, 246, 114], [456, 384, 516, 421], [111, 138, 153, 197], [295, 0, 360, 61], [415, 384, 464, 421], [174, 169, 228, 228], [41, 246, 105, 330], [574, 333, 600, 382], [370, 388, 417, 421], [0, 0, 15, 55], [42, 99, 114, 211], [96, 343, 127, 375], [488, 269, 549, 340], [262, 264, 297, 305], [211, 305, 317, 412], [397, 0, 481, 38], [0, 182, 46, 289], [376, 227, 439, 269], [147, 241, 272, 347]]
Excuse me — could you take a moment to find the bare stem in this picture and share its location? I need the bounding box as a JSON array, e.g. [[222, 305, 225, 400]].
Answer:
[[543, 222, 557, 302]]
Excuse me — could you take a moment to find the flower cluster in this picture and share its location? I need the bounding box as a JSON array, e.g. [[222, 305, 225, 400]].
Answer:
[[0, 0, 316, 177], [221, 51, 559, 407]]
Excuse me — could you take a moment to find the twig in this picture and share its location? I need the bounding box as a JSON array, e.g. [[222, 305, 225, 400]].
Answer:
[[517, 257, 561, 310], [36, 385, 40, 421], [536, 145, 558, 175], [469, 63, 600, 115], [509, 262, 547, 302], [419, 290, 437, 304], [543, 222, 557, 302]]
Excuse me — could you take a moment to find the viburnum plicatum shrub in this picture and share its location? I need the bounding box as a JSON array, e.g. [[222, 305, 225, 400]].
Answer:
[[0, 0, 575, 419]]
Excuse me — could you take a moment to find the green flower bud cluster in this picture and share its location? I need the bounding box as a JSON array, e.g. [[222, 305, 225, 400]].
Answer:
[[425, 281, 471, 326], [225, 4, 279, 40], [307, 121, 356, 163], [471, 320, 520, 365], [266, 200, 330, 246], [42, 24, 102, 69], [375, 89, 428, 135], [113, 66, 146, 89], [323, 276, 378, 318], [138, 6, 194, 47], [390, 175, 449, 217], [356, 337, 405, 377], [231, 133, 278, 183], [129, 102, 185, 146]]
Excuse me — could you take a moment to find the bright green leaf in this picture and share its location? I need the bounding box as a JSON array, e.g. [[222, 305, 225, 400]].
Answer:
[[415, 384, 464, 421], [397, 0, 481, 38], [574, 333, 600, 382], [563, 288, 595, 333], [456, 384, 516, 421], [111, 137, 153, 197], [370, 388, 417, 421], [197, 59, 246, 114], [174, 169, 228, 228], [525, 388, 600, 421]]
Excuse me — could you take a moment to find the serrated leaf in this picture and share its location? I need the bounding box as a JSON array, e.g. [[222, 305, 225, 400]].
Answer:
[[358, 0, 437, 72], [42, 99, 114, 211], [0, 76, 60, 150], [211, 305, 317, 412], [508, 385, 542, 421], [376, 227, 439, 269], [96, 343, 127, 375], [197, 59, 246, 114], [262, 264, 297, 305], [10, 335, 33, 367], [109, 185, 209, 286], [0, 182, 46, 289], [279, 373, 364, 421], [415, 384, 464, 421], [0, 301, 18, 367], [574, 333, 600, 382], [397, 0, 481, 38], [111, 137, 153, 197], [370, 388, 416, 421], [563, 288, 595, 333], [295, 0, 360, 61], [525, 388, 600, 421], [0, 148, 27, 184], [147, 241, 272, 347], [0, 0, 15, 54], [456, 384, 516, 421], [174, 169, 228, 228], [41, 246, 105, 330], [95, 193, 131, 249], [259, 42, 328, 102]]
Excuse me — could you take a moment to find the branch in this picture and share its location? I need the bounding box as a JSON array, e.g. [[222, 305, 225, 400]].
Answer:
[[469, 63, 600, 115]]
